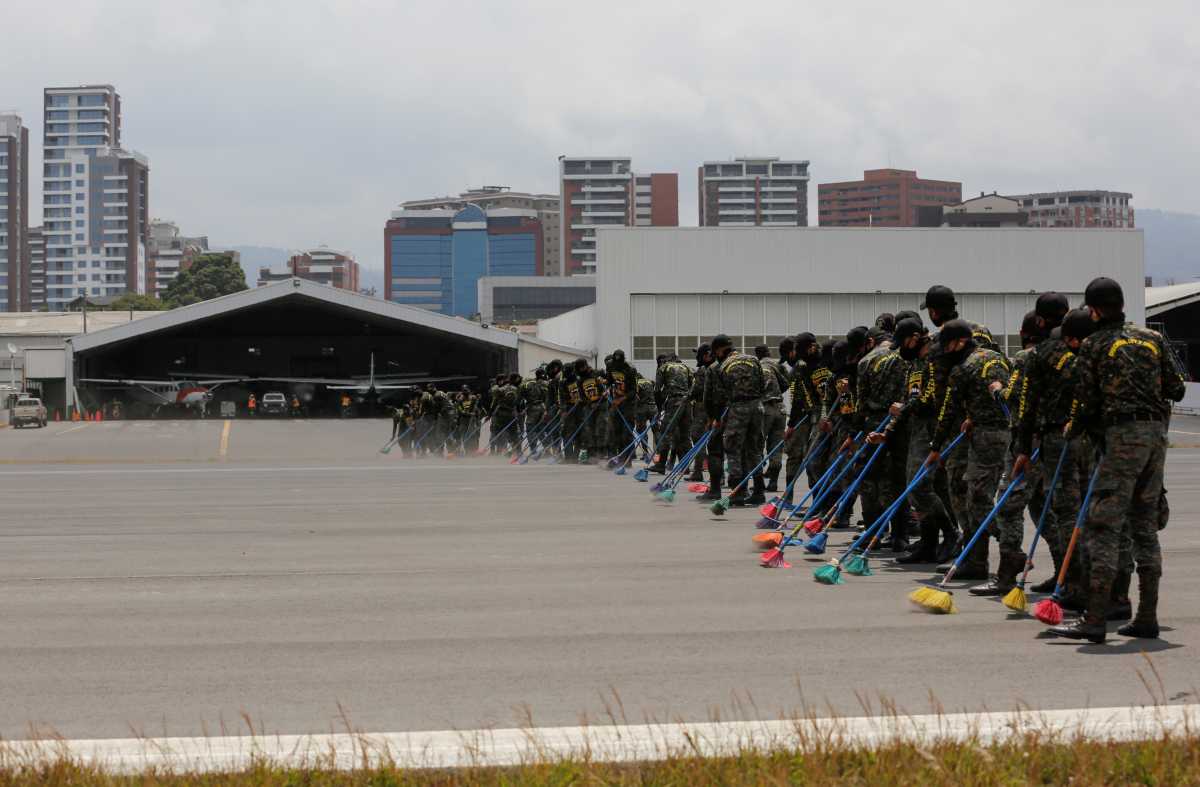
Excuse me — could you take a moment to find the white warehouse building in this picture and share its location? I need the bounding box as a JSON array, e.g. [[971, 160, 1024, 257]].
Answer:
[[535, 227, 1145, 377]]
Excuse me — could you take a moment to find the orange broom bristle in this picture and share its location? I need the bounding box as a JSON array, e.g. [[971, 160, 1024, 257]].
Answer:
[[752, 532, 783, 550], [1032, 598, 1063, 625]]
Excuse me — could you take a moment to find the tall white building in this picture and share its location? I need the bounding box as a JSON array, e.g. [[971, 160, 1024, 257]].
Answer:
[[43, 85, 150, 310], [1, 114, 30, 311], [698, 157, 810, 227], [147, 219, 208, 298]]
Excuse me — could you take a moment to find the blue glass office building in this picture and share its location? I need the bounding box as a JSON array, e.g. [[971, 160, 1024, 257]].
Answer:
[[385, 205, 542, 317]]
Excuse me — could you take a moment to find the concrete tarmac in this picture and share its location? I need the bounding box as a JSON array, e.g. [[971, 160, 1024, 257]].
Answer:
[[1, 417, 1198, 740]]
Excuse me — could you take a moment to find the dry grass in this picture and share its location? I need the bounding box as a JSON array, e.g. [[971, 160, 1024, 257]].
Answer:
[[2, 732, 1200, 786]]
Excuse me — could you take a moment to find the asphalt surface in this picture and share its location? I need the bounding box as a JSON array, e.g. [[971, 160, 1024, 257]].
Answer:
[[1, 416, 1199, 740]]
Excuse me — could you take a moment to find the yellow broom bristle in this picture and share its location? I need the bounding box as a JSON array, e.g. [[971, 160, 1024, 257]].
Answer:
[[908, 586, 957, 614], [1001, 586, 1028, 613]]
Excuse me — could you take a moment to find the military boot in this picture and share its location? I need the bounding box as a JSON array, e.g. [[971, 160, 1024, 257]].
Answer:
[[897, 517, 940, 564], [745, 474, 768, 506], [648, 460, 668, 475], [687, 456, 706, 483], [1107, 569, 1133, 622], [1049, 589, 1109, 644], [1118, 569, 1160, 639], [935, 520, 960, 564], [969, 549, 1024, 596], [697, 471, 722, 502], [764, 471, 780, 494]]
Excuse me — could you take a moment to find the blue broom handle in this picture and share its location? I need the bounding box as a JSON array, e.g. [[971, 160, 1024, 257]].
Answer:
[[521, 405, 570, 458], [942, 445, 1042, 585], [775, 423, 827, 499], [653, 398, 691, 458], [662, 405, 729, 487], [484, 414, 519, 449], [840, 430, 968, 559], [775, 446, 849, 532], [1050, 455, 1104, 599], [805, 414, 889, 516], [559, 403, 598, 453], [1021, 441, 1071, 572]]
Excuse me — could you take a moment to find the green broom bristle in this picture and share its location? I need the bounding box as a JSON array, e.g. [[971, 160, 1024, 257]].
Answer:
[[813, 562, 844, 585], [844, 554, 872, 576]]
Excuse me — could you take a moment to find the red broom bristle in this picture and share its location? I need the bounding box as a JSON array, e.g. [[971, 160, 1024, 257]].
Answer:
[[760, 503, 778, 518], [1032, 598, 1063, 625], [760, 548, 791, 569], [509, 456, 520, 464], [802, 518, 824, 535]]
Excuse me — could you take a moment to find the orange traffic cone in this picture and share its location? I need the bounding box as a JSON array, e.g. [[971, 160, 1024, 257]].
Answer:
[[71, 409, 80, 422], [54, 409, 61, 422]]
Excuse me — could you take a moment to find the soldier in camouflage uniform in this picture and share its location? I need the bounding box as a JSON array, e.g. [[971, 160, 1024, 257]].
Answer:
[[489, 376, 521, 455], [780, 333, 823, 503], [859, 318, 922, 551], [689, 344, 715, 486], [926, 319, 1012, 581], [807, 340, 838, 491], [1048, 279, 1185, 643], [635, 375, 657, 460], [652, 353, 693, 473], [708, 334, 767, 506], [559, 364, 583, 462], [969, 309, 1059, 595], [606, 350, 638, 458], [574, 359, 607, 464], [520, 368, 550, 452], [756, 344, 788, 492]]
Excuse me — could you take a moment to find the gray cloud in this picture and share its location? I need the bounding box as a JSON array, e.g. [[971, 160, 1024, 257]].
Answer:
[[6, 0, 1198, 276]]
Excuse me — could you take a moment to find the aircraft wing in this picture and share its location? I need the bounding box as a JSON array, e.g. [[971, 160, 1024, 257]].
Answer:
[[80, 377, 177, 386], [323, 374, 479, 391]]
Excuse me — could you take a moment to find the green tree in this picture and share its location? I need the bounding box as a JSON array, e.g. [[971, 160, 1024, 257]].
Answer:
[[163, 253, 248, 307], [108, 292, 167, 311]]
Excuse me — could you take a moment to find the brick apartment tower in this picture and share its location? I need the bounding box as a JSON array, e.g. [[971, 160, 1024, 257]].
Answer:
[[1, 114, 30, 311]]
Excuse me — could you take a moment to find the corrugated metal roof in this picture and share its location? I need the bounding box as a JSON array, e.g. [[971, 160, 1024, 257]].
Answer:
[[1146, 282, 1200, 312]]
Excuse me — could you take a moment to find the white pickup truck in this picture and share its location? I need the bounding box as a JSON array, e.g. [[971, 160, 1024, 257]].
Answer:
[[11, 397, 48, 428]]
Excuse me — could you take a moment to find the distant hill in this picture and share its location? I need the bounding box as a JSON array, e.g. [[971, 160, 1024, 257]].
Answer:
[[1140, 209, 1200, 285]]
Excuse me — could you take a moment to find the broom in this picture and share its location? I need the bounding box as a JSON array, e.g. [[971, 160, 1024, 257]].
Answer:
[[1032, 459, 1103, 625], [753, 440, 851, 554], [655, 427, 718, 502], [475, 414, 519, 456], [643, 399, 689, 472], [1003, 441, 1071, 613], [531, 405, 575, 462], [410, 420, 439, 454], [515, 407, 566, 464], [548, 404, 599, 465], [380, 423, 413, 455], [649, 431, 706, 491], [709, 435, 789, 516], [843, 432, 969, 576], [757, 423, 823, 526], [798, 421, 888, 535], [613, 419, 657, 475], [802, 432, 894, 555], [909, 447, 1039, 614]]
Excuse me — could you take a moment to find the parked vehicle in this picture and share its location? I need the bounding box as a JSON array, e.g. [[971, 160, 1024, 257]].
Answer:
[[12, 397, 48, 428], [260, 391, 288, 415]]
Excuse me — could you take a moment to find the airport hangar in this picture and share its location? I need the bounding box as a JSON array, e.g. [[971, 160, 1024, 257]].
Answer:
[[61, 279, 535, 415], [534, 227, 1147, 378]]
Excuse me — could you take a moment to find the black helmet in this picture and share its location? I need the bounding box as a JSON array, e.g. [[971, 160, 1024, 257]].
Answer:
[[921, 285, 957, 311], [612, 348, 626, 364], [711, 334, 732, 352], [754, 343, 770, 359], [937, 319, 973, 345], [1084, 277, 1124, 310], [895, 309, 921, 325], [1020, 310, 1040, 341], [845, 326, 869, 352], [874, 312, 896, 333], [893, 317, 924, 343]]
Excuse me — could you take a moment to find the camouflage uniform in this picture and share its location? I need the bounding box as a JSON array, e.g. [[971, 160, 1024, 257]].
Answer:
[[489, 383, 520, 454], [688, 363, 711, 481], [784, 359, 822, 496], [635, 377, 657, 456], [709, 352, 766, 497], [654, 359, 693, 466], [606, 363, 637, 456], [759, 357, 788, 488], [806, 363, 836, 488], [576, 370, 606, 461], [520, 377, 549, 449], [1014, 337, 1089, 587], [1072, 319, 1184, 626], [560, 374, 584, 461], [932, 346, 1012, 575], [906, 358, 957, 552], [855, 348, 911, 538], [992, 347, 1046, 555]]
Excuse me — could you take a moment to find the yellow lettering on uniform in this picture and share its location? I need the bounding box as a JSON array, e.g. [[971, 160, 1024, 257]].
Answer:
[[1054, 351, 1075, 371], [1107, 338, 1159, 358]]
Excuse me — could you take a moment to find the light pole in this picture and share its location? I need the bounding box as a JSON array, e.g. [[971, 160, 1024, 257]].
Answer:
[[6, 343, 15, 391]]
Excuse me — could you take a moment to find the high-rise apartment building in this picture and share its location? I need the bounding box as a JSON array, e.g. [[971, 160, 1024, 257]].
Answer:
[[1008, 190, 1134, 228], [402, 187, 561, 275], [1, 114, 30, 311], [43, 85, 150, 310], [817, 169, 962, 227], [697, 157, 809, 227], [147, 219, 208, 298], [27, 226, 44, 309], [559, 157, 678, 276], [258, 246, 360, 291]]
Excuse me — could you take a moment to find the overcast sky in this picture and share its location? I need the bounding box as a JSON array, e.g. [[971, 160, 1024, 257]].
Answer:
[[6, 1, 1198, 277]]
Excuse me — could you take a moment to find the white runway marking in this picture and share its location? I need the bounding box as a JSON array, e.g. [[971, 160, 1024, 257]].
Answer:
[[52, 423, 92, 436], [1170, 429, 1200, 436], [4, 705, 1196, 773]]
